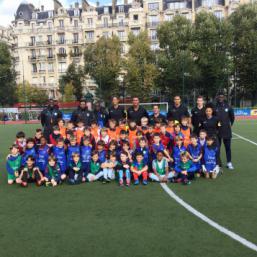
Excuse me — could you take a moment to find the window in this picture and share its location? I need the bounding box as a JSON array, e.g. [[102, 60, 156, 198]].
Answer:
[[150, 30, 157, 40], [87, 18, 93, 27], [32, 63, 37, 73], [202, 0, 219, 7], [30, 36, 35, 46], [86, 31, 94, 39], [47, 35, 52, 44], [74, 47, 80, 55], [149, 15, 159, 26], [118, 16, 124, 26], [74, 9, 80, 16], [103, 17, 108, 28], [104, 7, 109, 14], [48, 22, 53, 29], [39, 63, 45, 72], [118, 5, 124, 13], [214, 10, 223, 20], [58, 62, 67, 73], [59, 19, 64, 28], [58, 33, 65, 44], [168, 2, 187, 9], [165, 14, 173, 21], [48, 63, 54, 72], [48, 48, 53, 58], [31, 49, 36, 59], [148, 2, 159, 11], [48, 11, 53, 18], [73, 33, 79, 43], [74, 20, 79, 27], [131, 28, 140, 36], [118, 31, 125, 40], [59, 48, 66, 54], [133, 14, 138, 21], [102, 32, 109, 38]]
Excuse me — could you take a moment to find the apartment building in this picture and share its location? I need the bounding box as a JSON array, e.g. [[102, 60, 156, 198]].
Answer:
[[12, 0, 248, 98]]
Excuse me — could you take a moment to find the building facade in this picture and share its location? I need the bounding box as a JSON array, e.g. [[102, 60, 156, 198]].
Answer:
[[12, 0, 250, 99]]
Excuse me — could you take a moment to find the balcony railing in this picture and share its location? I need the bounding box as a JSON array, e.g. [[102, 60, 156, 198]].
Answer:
[[57, 53, 67, 58], [70, 52, 83, 57]]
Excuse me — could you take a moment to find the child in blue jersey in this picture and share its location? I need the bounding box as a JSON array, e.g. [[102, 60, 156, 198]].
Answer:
[[67, 136, 80, 166], [202, 136, 220, 179], [172, 135, 187, 167], [116, 151, 131, 186], [6, 144, 22, 185], [52, 138, 67, 181], [22, 138, 37, 167], [174, 152, 196, 185], [96, 140, 106, 164], [187, 134, 202, 178], [198, 129, 207, 148], [69, 153, 83, 184], [44, 155, 61, 187], [80, 136, 92, 180], [36, 137, 49, 175], [135, 138, 150, 166], [151, 133, 173, 163]]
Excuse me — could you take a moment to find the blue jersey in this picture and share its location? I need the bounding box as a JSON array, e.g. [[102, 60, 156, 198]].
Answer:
[[203, 145, 218, 171], [173, 145, 187, 166], [151, 143, 165, 160], [98, 150, 106, 163], [135, 147, 150, 164], [187, 143, 202, 170], [67, 145, 80, 164], [36, 145, 49, 173], [80, 145, 92, 164], [22, 147, 37, 166], [52, 146, 67, 174]]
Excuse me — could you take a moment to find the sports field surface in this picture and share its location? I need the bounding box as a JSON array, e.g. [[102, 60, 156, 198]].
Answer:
[[0, 120, 257, 257]]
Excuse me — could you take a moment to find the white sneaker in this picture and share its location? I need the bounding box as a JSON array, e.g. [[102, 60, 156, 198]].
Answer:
[[227, 162, 234, 170]]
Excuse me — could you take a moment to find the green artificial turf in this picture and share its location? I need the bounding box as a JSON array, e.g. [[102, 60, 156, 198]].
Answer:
[[0, 122, 257, 257]]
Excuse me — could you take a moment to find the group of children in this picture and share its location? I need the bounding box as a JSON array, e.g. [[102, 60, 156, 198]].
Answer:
[[6, 115, 220, 187]]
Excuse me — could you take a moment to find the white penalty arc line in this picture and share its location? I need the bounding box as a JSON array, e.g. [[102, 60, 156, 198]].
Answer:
[[232, 132, 257, 146], [160, 183, 257, 252]]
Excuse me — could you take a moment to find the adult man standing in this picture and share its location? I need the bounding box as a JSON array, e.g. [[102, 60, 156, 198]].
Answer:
[[40, 99, 63, 141], [149, 105, 166, 125], [108, 96, 126, 123], [191, 96, 206, 135], [215, 92, 235, 170], [93, 102, 108, 128], [71, 99, 94, 126], [167, 95, 190, 123], [127, 97, 149, 125]]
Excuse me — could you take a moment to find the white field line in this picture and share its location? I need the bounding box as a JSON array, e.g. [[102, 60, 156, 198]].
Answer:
[[232, 132, 257, 146], [160, 183, 257, 252]]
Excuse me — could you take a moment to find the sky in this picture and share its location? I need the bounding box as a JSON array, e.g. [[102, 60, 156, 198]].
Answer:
[[0, 0, 113, 27]]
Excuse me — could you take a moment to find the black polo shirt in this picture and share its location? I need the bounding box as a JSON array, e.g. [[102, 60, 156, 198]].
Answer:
[[191, 106, 206, 134], [127, 106, 149, 125], [167, 104, 189, 122], [201, 116, 220, 137], [108, 105, 126, 123]]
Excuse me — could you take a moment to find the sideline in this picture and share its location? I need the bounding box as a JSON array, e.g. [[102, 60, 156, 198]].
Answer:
[[160, 183, 257, 252], [232, 132, 257, 146]]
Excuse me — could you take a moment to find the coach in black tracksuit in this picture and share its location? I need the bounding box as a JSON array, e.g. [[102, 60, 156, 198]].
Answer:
[[215, 93, 235, 169], [71, 100, 94, 126], [40, 99, 63, 142], [191, 96, 206, 135], [108, 96, 126, 123]]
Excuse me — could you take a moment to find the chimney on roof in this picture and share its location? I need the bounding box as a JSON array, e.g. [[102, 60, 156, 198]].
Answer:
[[41, 5, 44, 11], [112, 0, 116, 16], [96, 1, 100, 7], [75, 2, 79, 8]]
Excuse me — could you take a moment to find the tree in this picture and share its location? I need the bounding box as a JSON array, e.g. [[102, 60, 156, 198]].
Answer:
[[63, 82, 75, 102], [157, 16, 199, 102], [84, 36, 122, 102], [16, 81, 48, 106], [193, 12, 233, 100], [60, 63, 84, 101], [0, 42, 17, 106], [229, 3, 257, 106], [123, 31, 159, 101]]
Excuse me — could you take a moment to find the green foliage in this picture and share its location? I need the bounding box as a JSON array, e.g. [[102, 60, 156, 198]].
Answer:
[[63, 82, 75, 102], [124, 31, 159, 100], [16, 81, 48, 106], [229, 3, 257, 105], [84, 36, 121, 102], [0, 42, 17, 106], [60, 63, 84, 101]]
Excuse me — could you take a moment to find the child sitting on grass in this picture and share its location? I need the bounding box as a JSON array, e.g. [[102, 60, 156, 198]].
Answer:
[[101, 151, 118, 183], [6, 144, 22, 185], [202, 136, 220, 179], [116, 151, 131, 186], [150, 150, 174, 183], [17, 156, 45, 187], [87, 151, 103, 182], [131, 152, 148, 186], [44, 155, 61, 187]]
